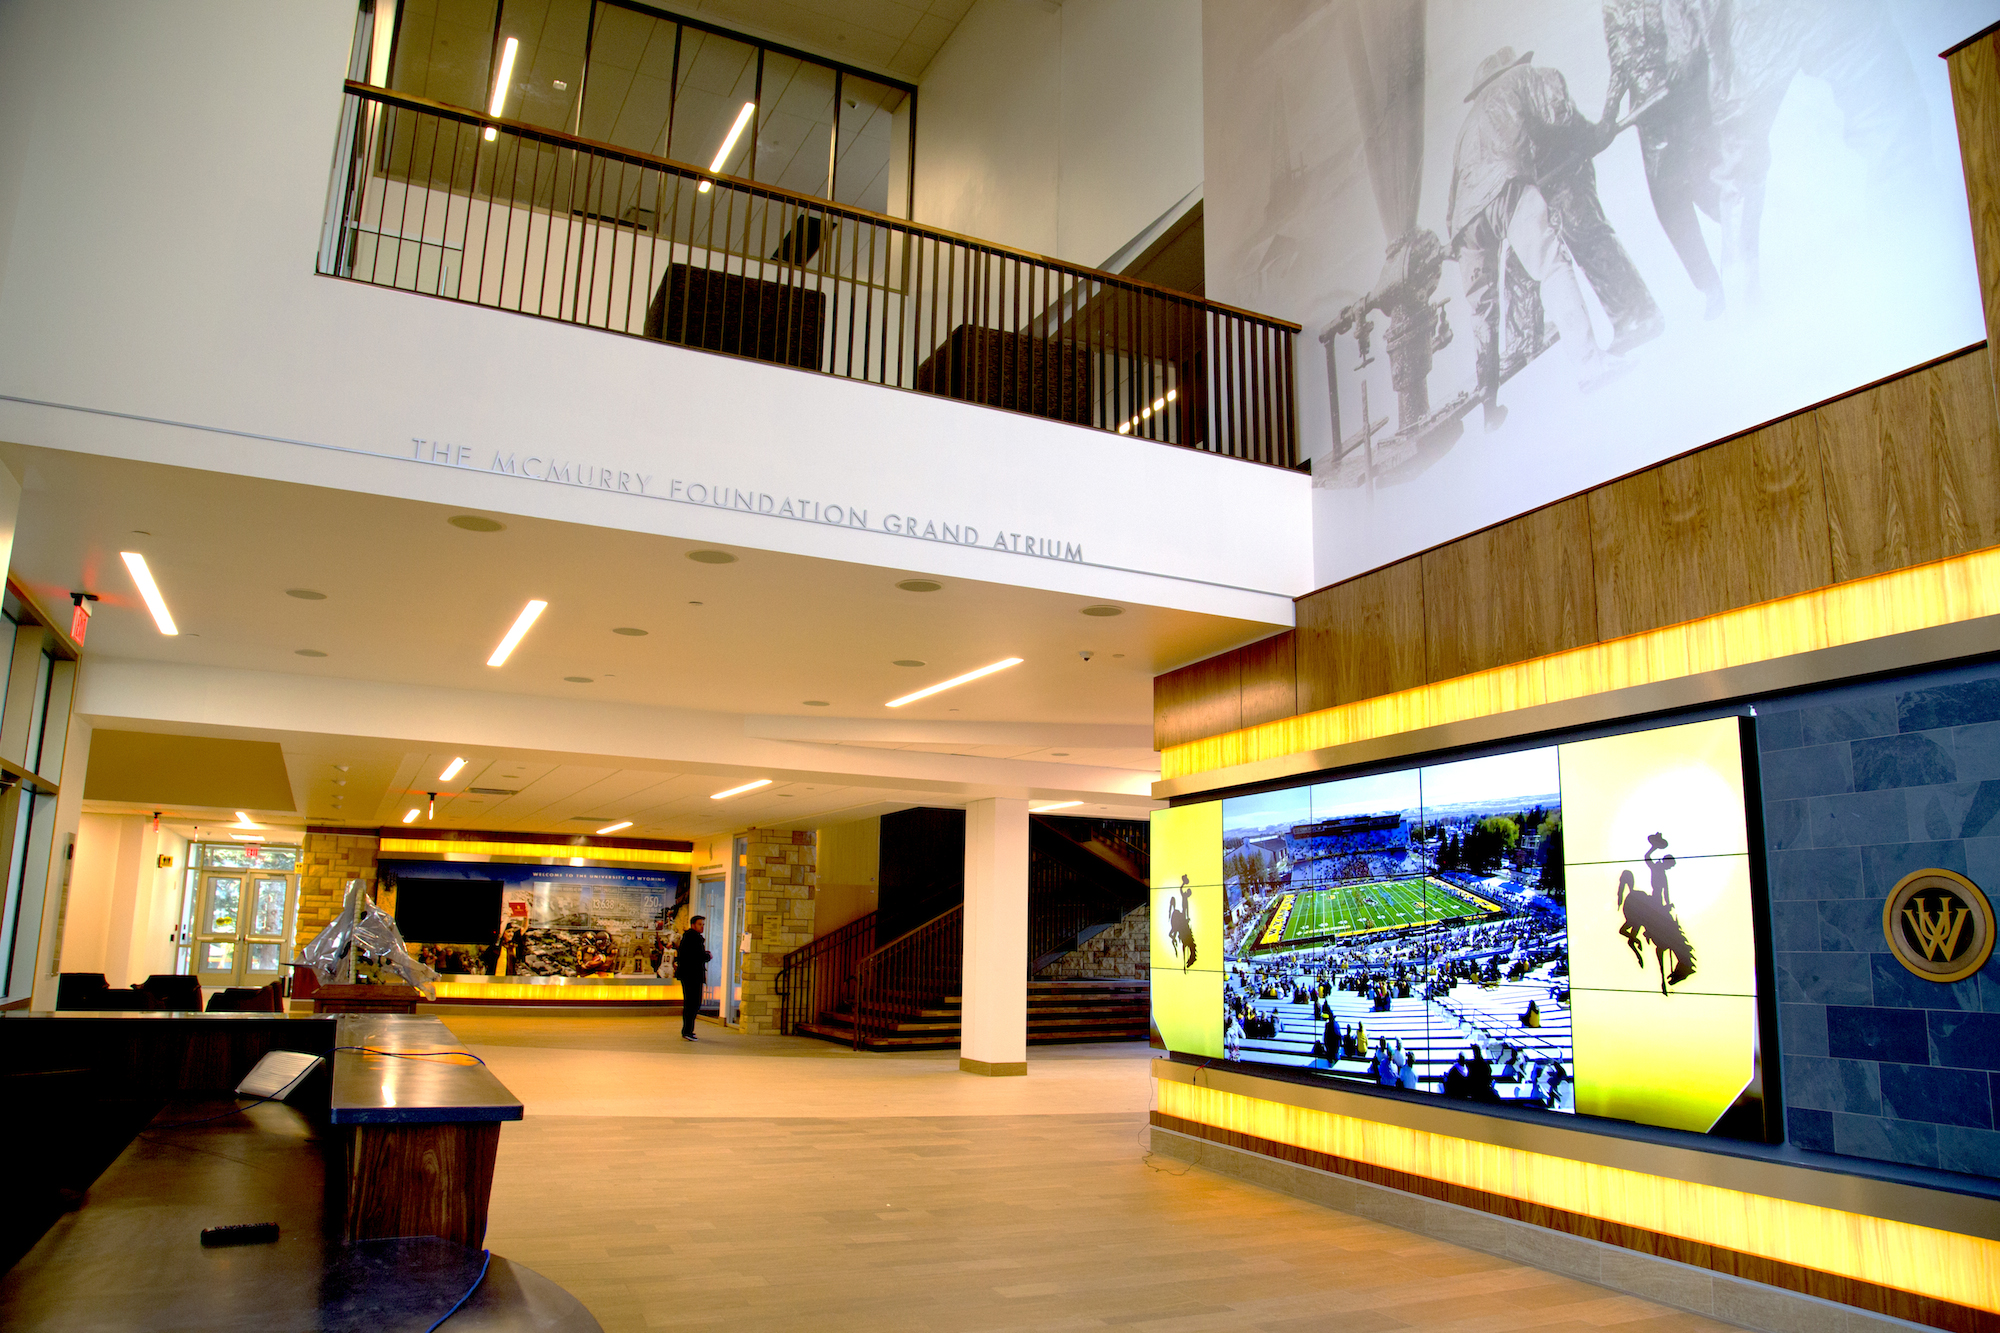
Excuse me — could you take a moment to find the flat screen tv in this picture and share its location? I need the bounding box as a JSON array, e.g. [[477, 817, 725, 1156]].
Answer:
[[1150, 715, 1767, 1140], [393, 878, 503, 946]]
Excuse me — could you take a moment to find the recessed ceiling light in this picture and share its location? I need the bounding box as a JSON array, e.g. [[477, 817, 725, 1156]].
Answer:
[[402, 808, 420, 823], [120, 552, 178, 635], [802, 700, 829, 707], [687, 550, 736, 564], [440, 758, 467, 781], [711, 778, 773, 800], [886, 657, 1022, 708], [449, 514, 506, 532], [234, 812, 258, 827], [487, 599, 547, 666], [892, 659, 924, 667], [1031, 801, 1083, 812], [596, 820, 634, 834], [296, 649, 328, 658], [285, 588, 327, 601], [1081, 605, 1123, 617], [565, 676, 593, 683], [612, 627, 649, 636], [895, 579, 941, 592]]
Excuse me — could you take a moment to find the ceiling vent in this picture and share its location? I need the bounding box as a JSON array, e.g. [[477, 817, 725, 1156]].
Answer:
[[467, 787, 518, 796]]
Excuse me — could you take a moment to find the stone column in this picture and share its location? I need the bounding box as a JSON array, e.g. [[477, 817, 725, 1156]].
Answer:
[[737, 827, 816, 1035], [297, 829, 379, 942], [960, 797, 1029, 1075]]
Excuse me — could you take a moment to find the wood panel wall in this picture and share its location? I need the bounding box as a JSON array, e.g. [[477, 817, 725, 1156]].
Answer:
[[1155, 346, 1998, 751]]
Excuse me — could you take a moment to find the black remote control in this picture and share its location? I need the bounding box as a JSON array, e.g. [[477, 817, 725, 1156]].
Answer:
[[200, 1223, 279, 1247]]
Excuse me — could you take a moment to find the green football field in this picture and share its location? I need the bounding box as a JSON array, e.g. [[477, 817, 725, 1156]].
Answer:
[[1278, 876, 1496, 943]]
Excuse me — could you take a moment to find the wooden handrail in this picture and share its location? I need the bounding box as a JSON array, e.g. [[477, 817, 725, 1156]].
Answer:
[[340, 79, 1303, 333]]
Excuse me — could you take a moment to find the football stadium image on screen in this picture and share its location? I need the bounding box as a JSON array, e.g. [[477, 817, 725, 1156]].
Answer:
[[1221, 752, 1575, 1112]]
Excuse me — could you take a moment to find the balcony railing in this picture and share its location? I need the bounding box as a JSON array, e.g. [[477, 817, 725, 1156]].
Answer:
[[322, 81, 1300, 467]]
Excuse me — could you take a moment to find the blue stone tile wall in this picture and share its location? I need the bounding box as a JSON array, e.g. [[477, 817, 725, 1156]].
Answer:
[[1760, 660, 2000, 1177]]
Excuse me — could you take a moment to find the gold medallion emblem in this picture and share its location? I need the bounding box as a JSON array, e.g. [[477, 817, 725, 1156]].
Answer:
[[1883, 869, 1994, 984]]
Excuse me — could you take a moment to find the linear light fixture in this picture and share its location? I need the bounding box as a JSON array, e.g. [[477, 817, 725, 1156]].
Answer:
[[484, 35, 518, 140], [234, 812, 260, 828], [402, 808, 420, 824], [697, 101, 756, 192], [1030, 801, 1083, 812], [596, 820, 634, 834], [710, 778, 772, 800], [227, 833, 268, 841], [120, 552, 178, 635], [440, 757, 467, 781], [886, 657, 1024, 708], [487, 599, 547, 666], [1116, 388, 1177, 435]]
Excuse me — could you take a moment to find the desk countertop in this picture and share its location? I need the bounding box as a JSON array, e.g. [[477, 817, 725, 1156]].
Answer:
[[330, 1014, 523, 1126]]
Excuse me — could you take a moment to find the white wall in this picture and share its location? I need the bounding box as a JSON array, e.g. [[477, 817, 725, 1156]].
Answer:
[[60, 812, 184, 988], [0, 0, 1307, 624], [915, 0, 1204, 270]]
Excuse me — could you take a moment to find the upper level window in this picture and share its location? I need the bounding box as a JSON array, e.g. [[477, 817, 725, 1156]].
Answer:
[[373, 0, 915, 216]]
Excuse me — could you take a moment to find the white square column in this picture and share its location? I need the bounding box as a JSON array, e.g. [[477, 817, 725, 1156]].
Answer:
[[960, 797, 1029, 1076]]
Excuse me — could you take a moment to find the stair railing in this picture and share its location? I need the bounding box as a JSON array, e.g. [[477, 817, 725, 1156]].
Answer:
[[851, 905, 963, 1050], [774, 911, 876, 1037]]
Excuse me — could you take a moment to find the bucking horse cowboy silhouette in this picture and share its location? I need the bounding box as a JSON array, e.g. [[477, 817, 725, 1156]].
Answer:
[[1167, 874, 1197, 971], [1616, 833, 1696, 996]]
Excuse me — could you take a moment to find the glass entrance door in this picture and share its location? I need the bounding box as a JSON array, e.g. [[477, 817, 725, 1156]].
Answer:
[[192, 870, 296, 989], [695, 875, 725, 1016]]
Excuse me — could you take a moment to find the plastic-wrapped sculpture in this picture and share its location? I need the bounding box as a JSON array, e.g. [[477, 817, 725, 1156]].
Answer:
[[297, 879, 438, 999]]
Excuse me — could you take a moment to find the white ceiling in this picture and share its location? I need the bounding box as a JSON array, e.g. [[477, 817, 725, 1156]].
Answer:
[[8, 446, 1267, 724], [15, 446, 1268, 839]]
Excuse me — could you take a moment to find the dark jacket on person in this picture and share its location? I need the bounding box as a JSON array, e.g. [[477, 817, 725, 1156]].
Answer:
[[674, 928, 711, 981]]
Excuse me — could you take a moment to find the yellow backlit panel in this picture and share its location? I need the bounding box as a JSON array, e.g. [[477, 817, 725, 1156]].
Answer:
[[1163, 546, 2000, 781], [430, 982, 674, 1001], [1157, 1081, 2000, 1312], [378, 838, 692, 868]]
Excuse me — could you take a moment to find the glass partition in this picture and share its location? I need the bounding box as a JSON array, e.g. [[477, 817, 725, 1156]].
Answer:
[[384, 0, 917, 214]]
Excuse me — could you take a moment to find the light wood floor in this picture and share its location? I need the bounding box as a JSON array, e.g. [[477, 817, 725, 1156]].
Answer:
[[460, 1016, 1743, 1332]]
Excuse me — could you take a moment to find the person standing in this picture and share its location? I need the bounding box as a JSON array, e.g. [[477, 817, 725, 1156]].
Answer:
[[675, 914, 711, 1042]]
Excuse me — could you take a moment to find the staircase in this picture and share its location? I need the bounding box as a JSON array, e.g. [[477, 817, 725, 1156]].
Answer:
[[774, 814, 1152, 1052], [795, 980, 1150, 1050]]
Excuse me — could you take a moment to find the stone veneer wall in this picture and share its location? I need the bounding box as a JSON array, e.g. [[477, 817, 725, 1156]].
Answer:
[[738, 827, 817, 1036], [296, 830, 381, 944], [1041, 905, 1149, 980], [1760, 660, 2000, 1175]]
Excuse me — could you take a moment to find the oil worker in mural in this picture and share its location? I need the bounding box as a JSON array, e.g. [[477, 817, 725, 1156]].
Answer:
[[1447, 46, 1663, 432], [1600, 0, 1727, 317]]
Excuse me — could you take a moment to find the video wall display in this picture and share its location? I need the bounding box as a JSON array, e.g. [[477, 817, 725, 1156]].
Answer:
[[379, 861, 689, 979], [1152, 716, 1764, 1137], [1201, 0, 1988, 586]]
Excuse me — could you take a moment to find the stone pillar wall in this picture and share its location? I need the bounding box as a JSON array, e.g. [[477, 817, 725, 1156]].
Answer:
[[737, 827, 816, 1036], [296, 830, 380, 945], [1041, 904, 1150, 980]]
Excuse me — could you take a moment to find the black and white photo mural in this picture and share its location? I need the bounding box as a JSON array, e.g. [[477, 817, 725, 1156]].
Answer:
[[1203, 1, 1993, 584]]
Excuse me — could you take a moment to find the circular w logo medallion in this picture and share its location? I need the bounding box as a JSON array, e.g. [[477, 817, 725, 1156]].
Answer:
[[1883, 869, 1994, 984]]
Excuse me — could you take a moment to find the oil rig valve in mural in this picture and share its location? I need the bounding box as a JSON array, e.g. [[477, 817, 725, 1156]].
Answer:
[[1331, 228, 1454, 430]]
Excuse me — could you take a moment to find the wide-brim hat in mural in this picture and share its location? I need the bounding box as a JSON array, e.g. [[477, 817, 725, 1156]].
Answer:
[[1465, 47, 1533, 102]]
